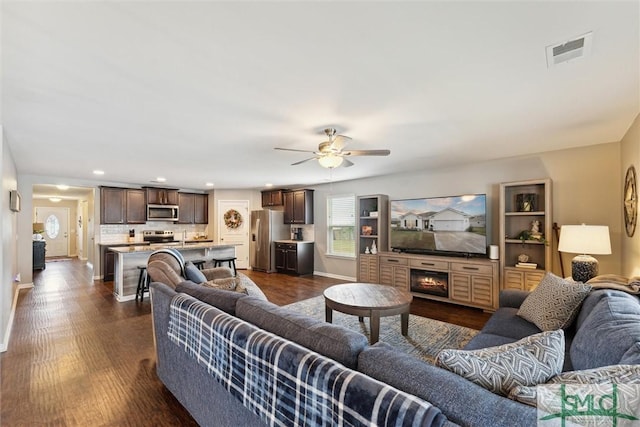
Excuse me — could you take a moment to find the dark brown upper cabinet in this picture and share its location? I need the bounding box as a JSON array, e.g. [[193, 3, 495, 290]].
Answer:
[[261, 189, 285, 207], [283, 189, 314, 224]]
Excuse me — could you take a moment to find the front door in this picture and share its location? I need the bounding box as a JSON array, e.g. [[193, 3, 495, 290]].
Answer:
[[35, 206, 70, 257], [217, 200, 250, 269]]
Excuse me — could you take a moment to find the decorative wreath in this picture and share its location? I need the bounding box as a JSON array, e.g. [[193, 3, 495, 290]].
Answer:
[[224, 209, 243, 229]]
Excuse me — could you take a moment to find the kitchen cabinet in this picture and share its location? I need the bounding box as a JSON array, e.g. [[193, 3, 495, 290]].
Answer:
[[261, 189, 285, 207], [104, 249, 115, 282], [275, 241, 314, 275], [283, 189, 314, 224], [499, 179, 552, 291], [33, 240, 46, 270], [101, 187, 126, 224], [146, 187, 178, 205], [178, 192, 208, 224], [125, 189, 147, 224], [101, 187, 146, 224]]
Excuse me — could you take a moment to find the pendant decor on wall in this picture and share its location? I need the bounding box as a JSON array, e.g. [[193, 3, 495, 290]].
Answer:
[[624, 165, 637, 237], [224, 209, 243, 229]]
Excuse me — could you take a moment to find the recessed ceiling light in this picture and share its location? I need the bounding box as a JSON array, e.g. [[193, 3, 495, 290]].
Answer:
[[265, 183, 274, 187], [93, 170, 105, 175], [56, 185, 69, 190], [155, 177, 167, 183], [49, 197, 62, 203], [205, 182, 214, 187]]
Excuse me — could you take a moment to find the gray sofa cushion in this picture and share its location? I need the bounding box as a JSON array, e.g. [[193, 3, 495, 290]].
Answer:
[[235, 296, 368, 369], [571, 289, 640, 370], [358, 342, 537, 426], [472, 307, 542, 341], [175, 280, 246, 315]]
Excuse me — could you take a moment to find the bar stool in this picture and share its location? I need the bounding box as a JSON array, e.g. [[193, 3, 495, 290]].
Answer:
[[212, 257, 237, 276], [192, 260, 206, 270], [136, 265, 150, 302]]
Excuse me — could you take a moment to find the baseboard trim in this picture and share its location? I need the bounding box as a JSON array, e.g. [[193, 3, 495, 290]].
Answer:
[[313, 271, 355, 282], [1, 282, 34, 353]]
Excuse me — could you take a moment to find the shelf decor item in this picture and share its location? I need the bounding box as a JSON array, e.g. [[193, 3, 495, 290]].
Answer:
[[558, 224, 611, 283], [361, 225, 373, 236], [516, 193, 537, 212]]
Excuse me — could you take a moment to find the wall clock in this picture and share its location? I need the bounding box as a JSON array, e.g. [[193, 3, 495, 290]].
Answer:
[[624, 165, 637, 237]]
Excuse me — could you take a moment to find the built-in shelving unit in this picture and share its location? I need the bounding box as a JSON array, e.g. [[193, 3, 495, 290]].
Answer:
[[499, 178, 552, 291], [356, 195, 388, 283]]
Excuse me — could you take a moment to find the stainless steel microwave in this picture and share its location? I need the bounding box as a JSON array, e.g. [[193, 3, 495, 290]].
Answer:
[[147, 204, 179, 221]]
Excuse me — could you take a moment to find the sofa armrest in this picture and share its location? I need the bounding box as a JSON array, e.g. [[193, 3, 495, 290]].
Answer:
[[499, 289, 530, 308]]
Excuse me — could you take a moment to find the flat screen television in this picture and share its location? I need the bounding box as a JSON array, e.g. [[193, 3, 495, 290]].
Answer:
[[390, 194, 487, 257]]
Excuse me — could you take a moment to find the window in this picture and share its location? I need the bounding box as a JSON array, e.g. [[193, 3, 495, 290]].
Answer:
[[327, 194, 356, 257], [45, 214, 60, 239]]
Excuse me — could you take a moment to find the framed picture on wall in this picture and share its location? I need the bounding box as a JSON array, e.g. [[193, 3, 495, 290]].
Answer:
[[9, 190, 21, 212]]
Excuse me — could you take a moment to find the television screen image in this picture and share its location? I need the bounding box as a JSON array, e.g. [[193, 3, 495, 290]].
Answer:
[[390, 194, 487, 256]]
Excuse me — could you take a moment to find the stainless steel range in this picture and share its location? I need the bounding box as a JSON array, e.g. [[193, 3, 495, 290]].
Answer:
[[143, 230, 175, 243]]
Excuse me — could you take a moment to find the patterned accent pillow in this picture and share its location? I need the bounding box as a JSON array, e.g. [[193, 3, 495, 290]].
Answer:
[[509, 364, 640, 406], [436, 329, 564, 396], [517, 272, 592, 331]]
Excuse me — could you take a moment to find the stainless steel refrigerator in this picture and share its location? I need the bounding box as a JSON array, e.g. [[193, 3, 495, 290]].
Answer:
[[250, 210, 290, 272]]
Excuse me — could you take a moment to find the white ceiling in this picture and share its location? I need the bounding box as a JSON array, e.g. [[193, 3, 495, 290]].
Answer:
[[2, 1, 639, 192]]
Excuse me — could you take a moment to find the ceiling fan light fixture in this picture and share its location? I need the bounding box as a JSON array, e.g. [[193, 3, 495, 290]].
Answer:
[[318, 154, 344, 169]]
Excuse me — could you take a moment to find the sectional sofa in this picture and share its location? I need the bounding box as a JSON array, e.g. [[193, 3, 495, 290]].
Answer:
[[150, 272, 640, 427]]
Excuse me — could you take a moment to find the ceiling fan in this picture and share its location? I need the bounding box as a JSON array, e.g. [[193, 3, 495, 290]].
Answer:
[[275, 128, 391, 168]]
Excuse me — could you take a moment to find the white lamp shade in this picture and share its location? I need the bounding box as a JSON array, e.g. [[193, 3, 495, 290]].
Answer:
[[558, 224, 611, 255], [318, 154, 344, 169]]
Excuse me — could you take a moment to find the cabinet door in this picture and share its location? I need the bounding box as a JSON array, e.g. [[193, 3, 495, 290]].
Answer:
[[275, 244, 286, 270], [178, 193, 195, 224], [392, 266, 409, 290], [358, 255, 379, 283], [101, 187, 125, 224], [165, 190, 179, 205], [125, 189, 146, 224], [379, 264, 394, 286], [283, 192, 294, 223], [470, 276, 494, 308], [194, 194, 208, 224], [104, 250, 115, 282], [292, 191, 306, 223], [285, 247, 298, 273], [261, 190, 284, 207], [450, 273, 472, 303]]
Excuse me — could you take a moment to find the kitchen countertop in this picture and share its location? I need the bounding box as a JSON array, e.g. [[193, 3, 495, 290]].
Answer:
[[109, 242, 238, 253], [274, 240, 315, 244]]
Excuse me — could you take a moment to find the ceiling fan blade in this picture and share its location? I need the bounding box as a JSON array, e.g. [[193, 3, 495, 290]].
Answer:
[[275, 147, 316, 153], [291, 157, 319, 166], [341, 158, 354, 167], [331, 135, 352, 151], [344, 149, 391, 156]]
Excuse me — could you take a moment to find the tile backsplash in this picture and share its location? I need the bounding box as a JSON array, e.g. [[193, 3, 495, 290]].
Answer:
[[98, 223, 208, 244]]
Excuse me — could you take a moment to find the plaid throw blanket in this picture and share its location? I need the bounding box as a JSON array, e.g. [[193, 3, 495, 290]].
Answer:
[[168, 293, 446, 427]]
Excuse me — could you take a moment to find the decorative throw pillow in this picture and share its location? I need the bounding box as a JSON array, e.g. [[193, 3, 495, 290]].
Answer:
[[509, 364, 640, 406], [184, 261, 207, 284], [436, 329, 564, 396], [517, 272, 592, 331]]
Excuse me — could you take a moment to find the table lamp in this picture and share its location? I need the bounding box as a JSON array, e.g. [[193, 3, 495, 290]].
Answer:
[[558, 224, 611, 282]]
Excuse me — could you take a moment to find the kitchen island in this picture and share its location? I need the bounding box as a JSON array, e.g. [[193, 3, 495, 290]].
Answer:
[[108, 242, 237, 302]]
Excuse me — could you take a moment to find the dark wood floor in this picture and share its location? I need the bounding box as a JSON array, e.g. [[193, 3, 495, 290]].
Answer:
[[1, 259, 490, 426]]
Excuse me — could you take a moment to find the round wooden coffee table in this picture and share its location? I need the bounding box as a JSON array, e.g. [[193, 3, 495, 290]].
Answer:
[[323, 283, 413, 344]]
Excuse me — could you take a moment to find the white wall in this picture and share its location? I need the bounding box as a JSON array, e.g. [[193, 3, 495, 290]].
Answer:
[[620, 114, 640, 277], [1, 128, 19, 352], [307, 141, 622, 280]]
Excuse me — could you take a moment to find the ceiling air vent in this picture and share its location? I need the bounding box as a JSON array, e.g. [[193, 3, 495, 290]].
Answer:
[[546, 32, 592, 68]]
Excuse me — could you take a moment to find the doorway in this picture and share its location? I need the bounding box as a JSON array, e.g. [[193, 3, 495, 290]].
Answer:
[[35, 206, 70, 257], [217, 200, 250, 269]]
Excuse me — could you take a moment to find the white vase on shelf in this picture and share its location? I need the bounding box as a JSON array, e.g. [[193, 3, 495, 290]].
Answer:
[[371, 241, 377, 254]]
